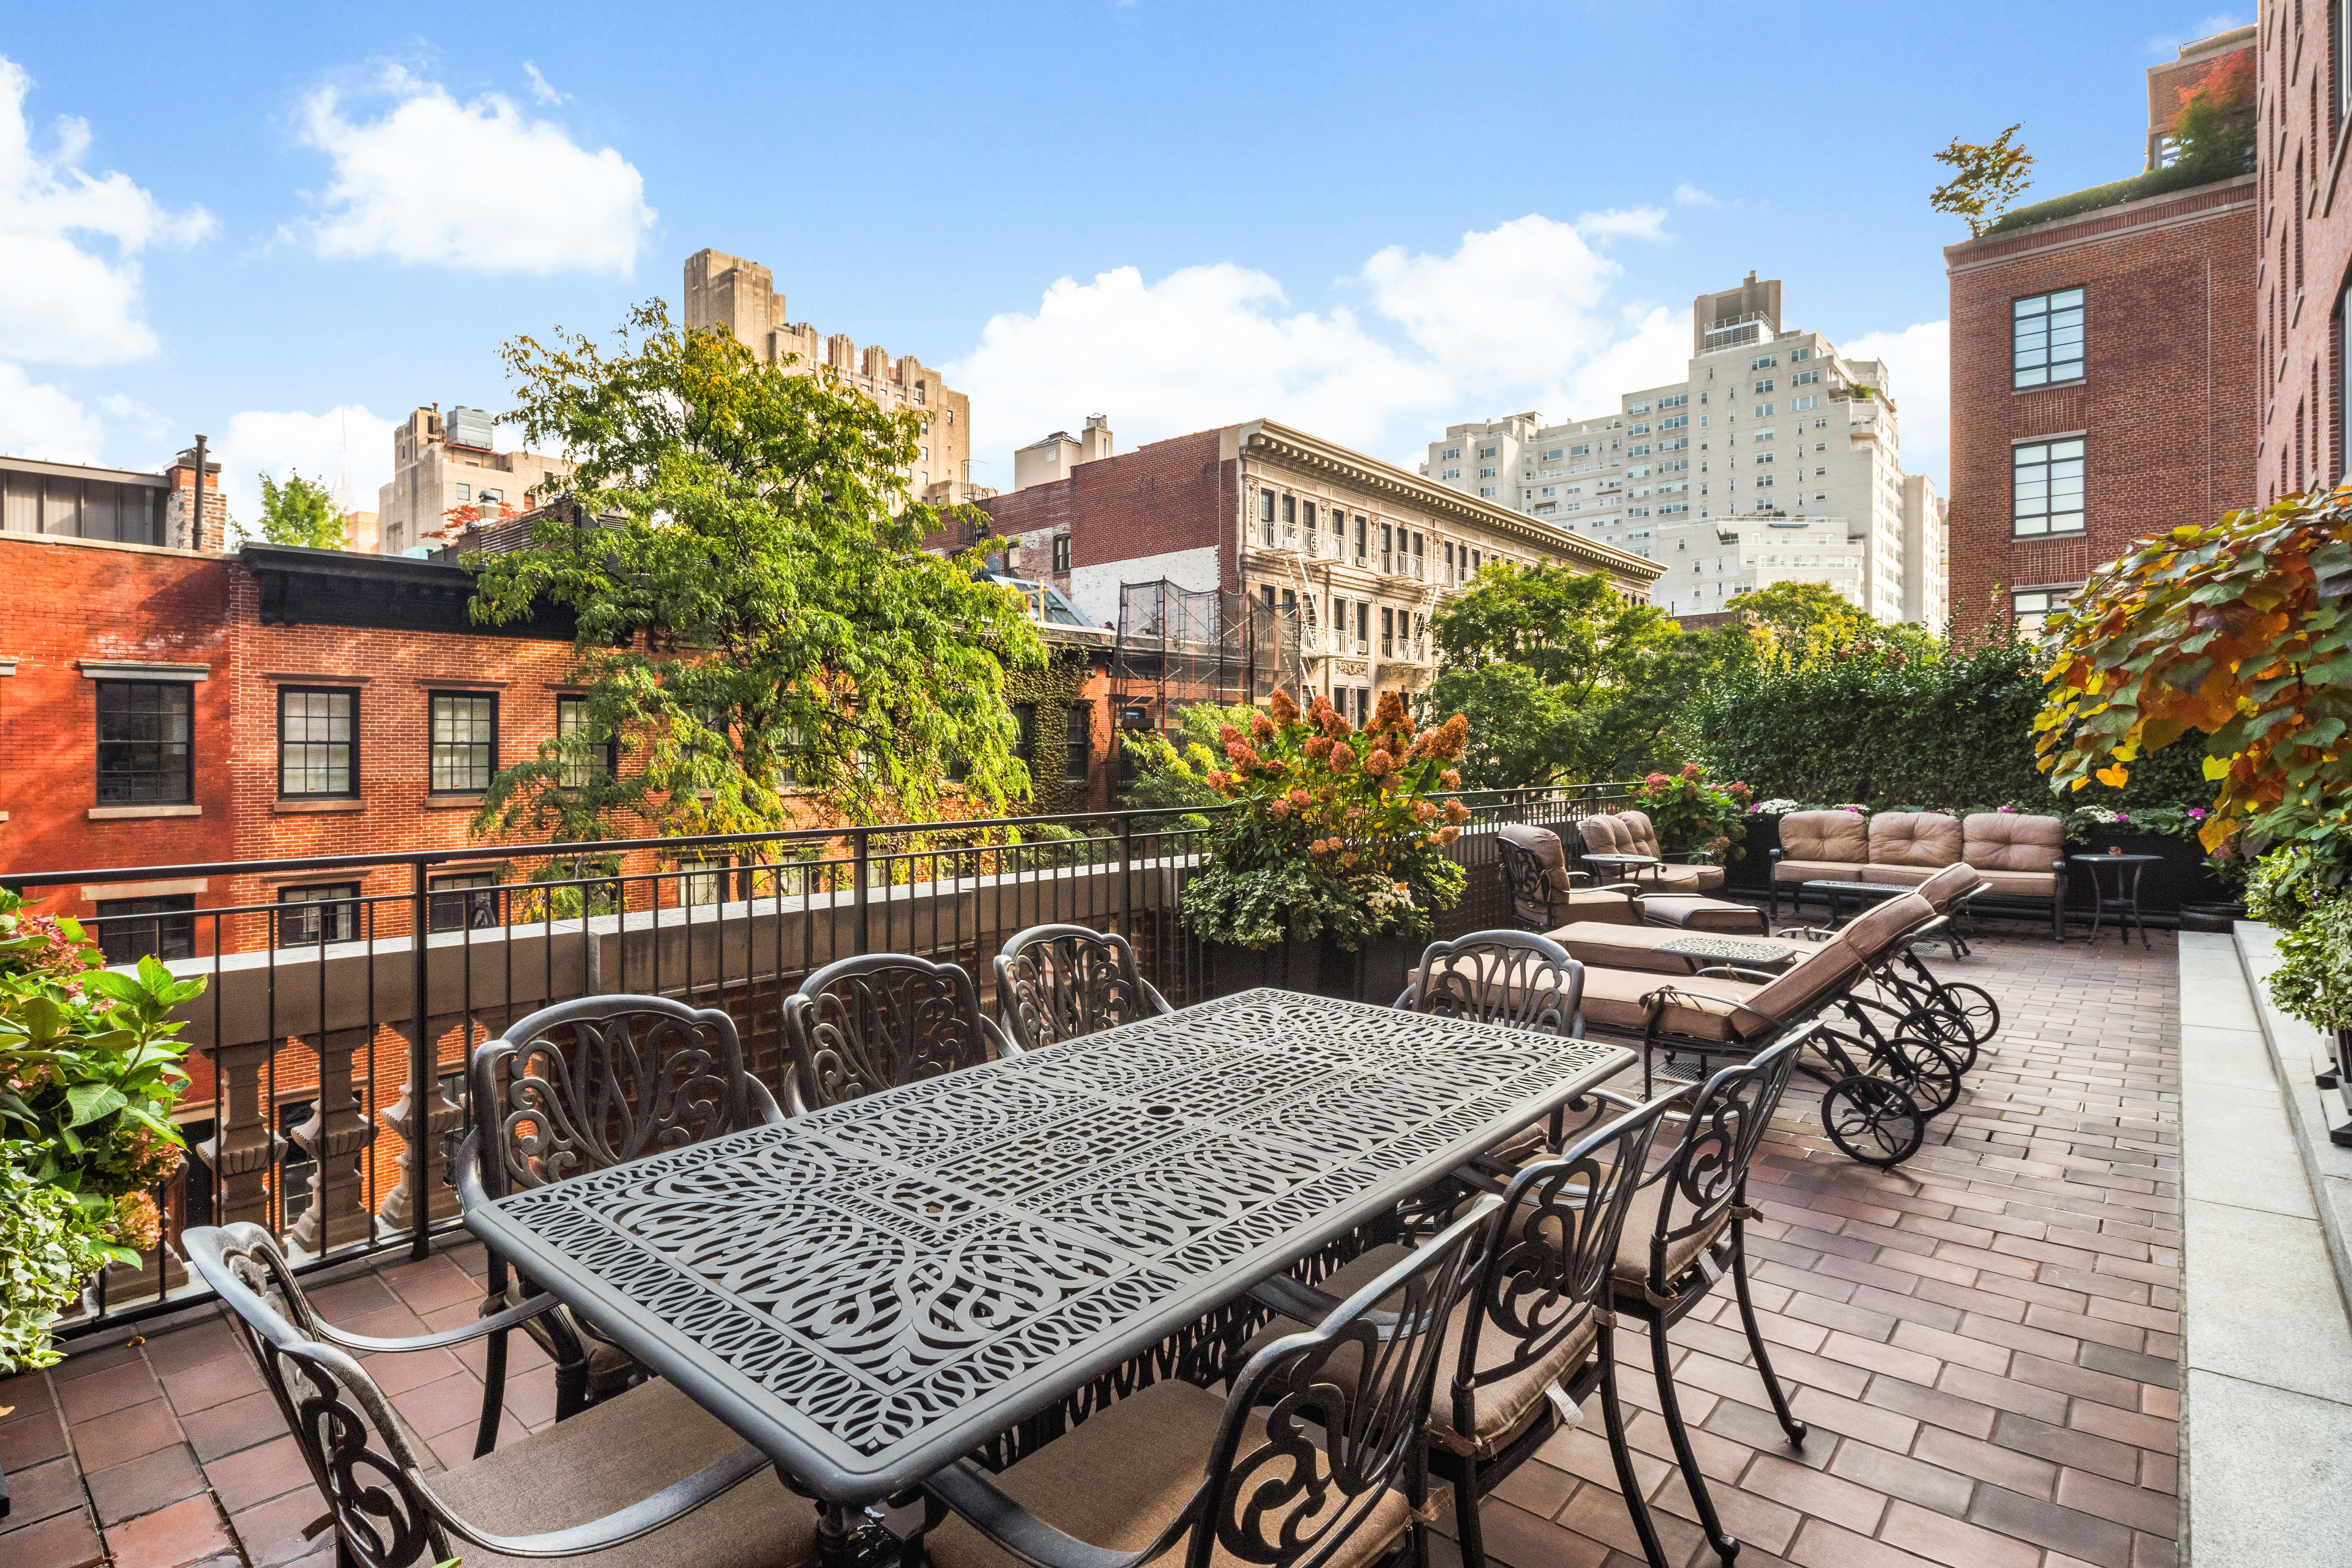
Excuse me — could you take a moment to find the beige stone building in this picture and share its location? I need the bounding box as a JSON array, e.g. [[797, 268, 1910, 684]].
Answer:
[[373, 406, 571, 557], [683, 249, 988, 507]]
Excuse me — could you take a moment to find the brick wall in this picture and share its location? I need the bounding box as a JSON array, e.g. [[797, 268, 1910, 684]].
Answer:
[[2256, 8, 2349, 496], [1944, 181, 2258, 633], [976, 430, 1234, 588]]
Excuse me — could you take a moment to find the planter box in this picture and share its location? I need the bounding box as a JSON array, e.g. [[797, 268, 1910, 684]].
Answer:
[[2067, 831, 2233, 916], [1724, 815, 1780, 893], [1203, 934, 1420, 1008]]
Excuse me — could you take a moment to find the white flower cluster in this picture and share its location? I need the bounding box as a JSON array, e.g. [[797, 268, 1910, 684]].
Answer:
[[1748, 798, 1808, 816]]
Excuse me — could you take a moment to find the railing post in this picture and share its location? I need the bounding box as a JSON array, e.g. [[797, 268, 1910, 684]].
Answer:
[[288, 1027, 377, 1258], [377, 1070, 466, 1234], [1119, 816, 1134, 937], [853, 827, 872, 956], [407, 857, 432, 1260]]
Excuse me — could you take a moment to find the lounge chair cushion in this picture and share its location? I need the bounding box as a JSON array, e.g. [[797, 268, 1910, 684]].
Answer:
[[1869, 812, 1962, 869], [1497, 824, 1593, 927], [1636, 896, 1768, 933], [1239, 1242, 1597, 1461], [1575, 965, 1763, 1040], [1777, 811, 1870, 865], [924, 1377, 1416, 1568], [1612, 1180, 1732, 1297], [1774, 858, 1869, 884], [1914, 862, 1986, 911], [1550, 922, 1705, 975], [1828, 892, 1935, 967], [1961, 812, 2065, 874], [430, 1377, 820, 1568]]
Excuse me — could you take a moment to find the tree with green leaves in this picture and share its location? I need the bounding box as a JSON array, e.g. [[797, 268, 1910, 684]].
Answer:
[[1723, 579, 1869, 645], [1930, 124, 2035, 237], [235, 470, 346, 549], [466, 301, 1046, 842], [1419, 561, 1717, 788]]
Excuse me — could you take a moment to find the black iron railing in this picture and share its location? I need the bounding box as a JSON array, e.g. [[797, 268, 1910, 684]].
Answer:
[[7, 784, 1640, 1334]]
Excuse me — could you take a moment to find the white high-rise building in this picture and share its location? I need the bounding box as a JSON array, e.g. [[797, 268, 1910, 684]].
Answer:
[[1420, 272, 1938, 626]]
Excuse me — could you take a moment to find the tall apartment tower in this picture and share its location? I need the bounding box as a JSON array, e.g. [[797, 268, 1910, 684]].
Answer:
[[1420, 274, 1924, 624], [682, 249, 987, 506]]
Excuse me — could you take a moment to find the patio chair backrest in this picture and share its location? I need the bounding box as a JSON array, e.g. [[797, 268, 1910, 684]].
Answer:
[[470, 995, 780, 1203], [1830, 891, 1937, 969], [1577, 813, 1631, 855], [1615, 810, 1666, 858], [183, 1223, 453, 1568], [1401, 930, 1584, 1035], [1915, 862, 1985, 911], [1632, 1031, 1806, 1296], [787, 953, 1011, 1111], [1213, 1199, 1495, 1568], [1869, 812, 1962, 868], [1456, 1095, 1671, 1429], [1961, 811, 2065, 871], [1724, 939, 1868, 1036], [1496, 824, 1569, 928], [1778, 810, 1869, 863], [993, 923, 1166, 1051]]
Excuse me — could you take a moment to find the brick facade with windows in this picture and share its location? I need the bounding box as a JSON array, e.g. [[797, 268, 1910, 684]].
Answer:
[[2256, 4, 2352, 499], [1944, 177, 2258, 635]]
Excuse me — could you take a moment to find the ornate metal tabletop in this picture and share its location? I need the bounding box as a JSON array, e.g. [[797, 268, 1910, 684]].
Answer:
[[1655, 934, 1800, 969], [463, 988, 1628, 1506]]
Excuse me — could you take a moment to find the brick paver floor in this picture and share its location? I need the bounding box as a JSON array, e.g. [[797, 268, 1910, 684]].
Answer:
[[0, 924, 2181, 1568]]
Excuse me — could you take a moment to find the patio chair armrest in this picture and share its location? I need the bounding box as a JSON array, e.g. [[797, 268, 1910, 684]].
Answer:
[[312, 1290, 570, 1355], [782, 1063, 813, 1120], [982, 1014, 1024, 1059], [1597, 882, 1644, 897], [1140, 978, 1177, 1017], [924, 1459, 1189, 1568], [432, 1442, 775, 1559], [1392, 983, 1419, 1010], [1248, 1275, 1346, 1323]]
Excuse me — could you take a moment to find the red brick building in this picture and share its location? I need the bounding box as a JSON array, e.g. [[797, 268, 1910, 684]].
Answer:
[[2256, 5, 2352, 497], [1943, 33, 2259, 635]]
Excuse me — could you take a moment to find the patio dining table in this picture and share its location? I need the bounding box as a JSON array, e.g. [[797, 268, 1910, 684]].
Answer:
[[461, 987, 1630, 1568]]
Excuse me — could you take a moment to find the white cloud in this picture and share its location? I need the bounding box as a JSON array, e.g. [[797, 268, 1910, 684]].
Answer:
[[292, 65, 653, 274], [0, 361, 104, 462], [951, 212, 1695, 483], [522, 62, 566, 106], [214, 404, 398, 527], [1673, 182, 1720, 207], [0, 56, 213, 367], [1840, 319, 1949, 491]]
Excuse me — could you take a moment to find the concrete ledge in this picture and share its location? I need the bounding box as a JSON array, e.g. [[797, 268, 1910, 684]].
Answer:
[[2178, 929, 2352, 1563], [2232, 924, 2352, 1312]]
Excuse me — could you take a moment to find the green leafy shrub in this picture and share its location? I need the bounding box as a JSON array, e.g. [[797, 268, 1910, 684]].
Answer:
[[2, 1142, 117, 1371], [1632, 765, 1753, 862]]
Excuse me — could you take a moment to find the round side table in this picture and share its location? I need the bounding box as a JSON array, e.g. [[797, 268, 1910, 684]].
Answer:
[[2070, 854, 2161, 948]]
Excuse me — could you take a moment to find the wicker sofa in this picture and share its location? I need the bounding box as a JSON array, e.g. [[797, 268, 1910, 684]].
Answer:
[[1769, 809, 2067, 937]]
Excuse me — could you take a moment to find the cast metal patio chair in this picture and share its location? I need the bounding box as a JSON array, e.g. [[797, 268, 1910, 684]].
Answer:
[[785, 952, 1019, 1113], [993, 922, 1174, 1052], [462, 994, 785, 1456], [182, 1221, 818, 1568]]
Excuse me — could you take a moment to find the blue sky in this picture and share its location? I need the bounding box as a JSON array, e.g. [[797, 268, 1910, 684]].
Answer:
[[0, 2, 2246, 523]]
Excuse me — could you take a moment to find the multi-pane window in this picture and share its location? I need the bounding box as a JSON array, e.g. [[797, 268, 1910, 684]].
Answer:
[[555, 695, 614, 789], [2012, 438, 2086, 536], [2010, 586, 2080, 639], [96, 681, 193, 805], [94, 895, 195, 964], [677, 860, 728, 907], [1012, 703, 1037, 768], [428, 873, 500, 933], [1064, 704, 1091, 784], [278, 688, 356, 797], [1258, 489, 1275, 545], [277, 884, 361, 948], [1051, 534, 1072, 572], [429, 693, 497, 791], [2013, 289, 2085, 388]]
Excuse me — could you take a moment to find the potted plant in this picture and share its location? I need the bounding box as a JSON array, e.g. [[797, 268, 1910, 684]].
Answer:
[[1184, 689, 1471, 1005], [1631, 764, 1753, 864], [1, 891, 206, 1371]]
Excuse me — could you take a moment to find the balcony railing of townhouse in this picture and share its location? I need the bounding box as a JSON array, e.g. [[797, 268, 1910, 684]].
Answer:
[[10, 785, 1646, 1337]]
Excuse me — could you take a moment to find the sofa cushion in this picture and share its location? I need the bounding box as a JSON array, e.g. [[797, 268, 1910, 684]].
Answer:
[[1858, 865, 1936, 887], [1777, 810, 1869, 864], [1774, 859, 1869, 884], [1962, 812, 2065, 873], [1869, 812, 1962, 869], [1973, 868, 2059, 898]]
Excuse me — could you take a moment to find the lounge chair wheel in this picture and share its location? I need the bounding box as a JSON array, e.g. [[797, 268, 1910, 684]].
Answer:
[[1821, 1075, 1924, 1167], [1877, 1035, 1964, 1115], [1925, 982, 2000, 1058]]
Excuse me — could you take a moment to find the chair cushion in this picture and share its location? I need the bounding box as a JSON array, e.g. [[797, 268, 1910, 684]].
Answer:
[[1556, 885, 1642, 926], [1576, 965, 1761, 1041], [1612, 1181, 1732, 1298], [1828, 892, 1936, 968], [1777, 811, 1869, 864], [1973, 868, 2059, 898], [1961, 812, 2065, 873], [1551, 923, 1701, 975], [1915, 863, 1986, 911], [1637, 897, 1768, 934], [1774, 859, 1868, 884], [1640, 863, 1727, 894], [431, 1378, 818, 1568], [1616, 811, 1666, 858], [1868, 812, 1962, 869], [1578, 815, 1630, 855], [923, 1378, 1417, 1568], [1240, 1244, 1599, 1461]]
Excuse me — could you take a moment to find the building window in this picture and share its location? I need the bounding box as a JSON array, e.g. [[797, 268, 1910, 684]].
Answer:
[[555, 695, 615, 789], [278, 688, 356, 797], [2011, 438, 2086, 535], [428, 873, 500, 933], [1258, 489, 1275, 545], [429, 693, 497, 792], [2013, 288, 2085, 388], [94, 895, 195, 964], [277, 883, 361, 948], [676, 860, 729, 907], [96, 681, 193, 805], [2010, 586, 2080, 639], [1353, 516, 1368, 558], [1064, 704, 1091, 784], [1051, 534, 1071, 572], [1012, 703, 1037, 769]]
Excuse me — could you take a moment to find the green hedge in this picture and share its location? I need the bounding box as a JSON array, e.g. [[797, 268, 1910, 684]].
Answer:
[[1683, 639, 2207, 813], [1984, 160, 2245, 236]]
